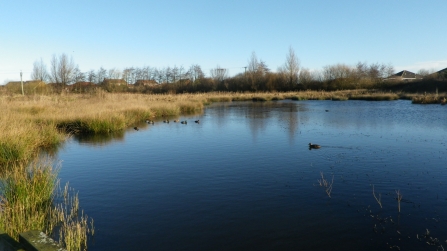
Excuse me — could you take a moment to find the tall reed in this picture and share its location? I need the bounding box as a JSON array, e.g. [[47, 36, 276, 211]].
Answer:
[[0, 159, 94, 250], [0, 159, 59, 239], [395, 190, 402, 213], [372, 185, 382, 208], [317, 172, 334, 198]]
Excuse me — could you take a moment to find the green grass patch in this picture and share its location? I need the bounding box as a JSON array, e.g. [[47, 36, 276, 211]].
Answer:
[[0, 160, 94, 250]]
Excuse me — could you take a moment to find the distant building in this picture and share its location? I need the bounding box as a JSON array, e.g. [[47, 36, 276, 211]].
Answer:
[[5, 80, 49, 94], [386, 70, 423, 81], [427, 67, 447, 80], [70, 81, 96, 92], [102, 78, 128, 86], [134, 79, 158, 87]]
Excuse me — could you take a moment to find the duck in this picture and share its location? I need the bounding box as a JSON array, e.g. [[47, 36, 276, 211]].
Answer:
[[181, 120, 187, 124], [134, 127, 139, 131], [146, 120, 154, 124], [309, 143, 321, 149], [174, 120, 178, 123], [163, 120, 169, 123], [194, 120, 200, 123]]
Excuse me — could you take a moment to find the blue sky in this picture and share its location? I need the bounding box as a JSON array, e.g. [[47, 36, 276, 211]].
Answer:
[[1, 0, 446, 84]]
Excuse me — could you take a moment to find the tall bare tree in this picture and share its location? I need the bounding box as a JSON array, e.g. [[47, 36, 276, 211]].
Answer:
[[87, 70, 96, 83], [188, 64, 204, 82], [96, 67, 107, 84], [31, 58, 49, 82], [247, 52, 265, 91], [50, 53, 76, 86], [280, 46, 300, 87]]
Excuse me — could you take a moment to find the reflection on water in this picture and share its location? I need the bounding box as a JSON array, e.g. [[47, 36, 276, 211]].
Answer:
[[207, 101, 309, 144], [55, 100, 447, 251], [72, 131, 125, 146]]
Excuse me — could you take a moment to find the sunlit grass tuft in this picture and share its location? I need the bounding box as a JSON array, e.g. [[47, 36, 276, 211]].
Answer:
[[0, 160, 94, 250]]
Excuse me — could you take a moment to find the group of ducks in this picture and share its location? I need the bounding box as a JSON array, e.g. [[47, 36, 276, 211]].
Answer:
[[159, 119, 200, 124], [134, 119, 200, 131]]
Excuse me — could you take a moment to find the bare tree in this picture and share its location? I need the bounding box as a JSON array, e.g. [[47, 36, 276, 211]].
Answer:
[[31, 58, 49, 82], [247, 52, 268, 91], [171, 66, 179, 83], [384, 64, 395, 78], [96, 67, 107, 84], [87, 70, 96, 83], [281, 46, 300, 86], [154, 68, 164, 84], [417, 68, 435, 77], [108, 68, 121, 79], [50, 53, 76, 87], [142, 66, 153, 80], [50, 55, 59, 84], [322, 64, 354, 81], [188, 64, 204, 82], [298, 68, 313, 85], [210, 65, 228, 82], [73, 66, 85, 83]]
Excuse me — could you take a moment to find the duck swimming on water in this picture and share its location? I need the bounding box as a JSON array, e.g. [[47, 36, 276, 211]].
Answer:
[[309, 143, 321, 149]]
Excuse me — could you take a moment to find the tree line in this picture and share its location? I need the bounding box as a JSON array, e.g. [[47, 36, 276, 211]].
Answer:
[[29, 47, 430, 94]]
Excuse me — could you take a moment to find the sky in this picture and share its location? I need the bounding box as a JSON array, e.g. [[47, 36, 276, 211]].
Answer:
[[1, 0, 446, 84]]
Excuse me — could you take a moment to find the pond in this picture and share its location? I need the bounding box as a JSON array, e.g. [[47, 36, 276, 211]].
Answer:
[[56, 100, 447, 251]]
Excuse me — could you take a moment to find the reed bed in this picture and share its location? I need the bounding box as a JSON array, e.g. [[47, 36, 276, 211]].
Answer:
[[0, 159, 94, 250], [411, 94, 447, 104], [348, 92, 399, 101]]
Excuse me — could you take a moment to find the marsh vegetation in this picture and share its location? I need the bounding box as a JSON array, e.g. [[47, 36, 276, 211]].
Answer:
[[0, 90, 446, 250]]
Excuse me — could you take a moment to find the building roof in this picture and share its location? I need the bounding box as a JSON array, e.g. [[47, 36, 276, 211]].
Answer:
[[391, 70, 422, 79], [102, 79, 128, 85]]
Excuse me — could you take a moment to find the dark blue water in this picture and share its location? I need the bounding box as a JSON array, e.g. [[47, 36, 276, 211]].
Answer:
[[56, 100, 447, 251]]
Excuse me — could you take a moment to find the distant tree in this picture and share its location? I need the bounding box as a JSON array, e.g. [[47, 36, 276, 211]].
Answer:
[[31, 58, 49, 82], [417, 68, 435, 77], [73, 66, 85, 83], [50, 53, 76, 91], [171, 66, 180, 83], [96, 67, 107, 84], [210, 65, 228, 82], [154, 68, 164, 84], [188, 64, 205, 82], [141, 66, 153, 80], [108, 68, 121, 79], [87, 70, 96, 83], [247, 52, 269, 91], [280, 46, 300, 87], [298, 68, 313, 86]]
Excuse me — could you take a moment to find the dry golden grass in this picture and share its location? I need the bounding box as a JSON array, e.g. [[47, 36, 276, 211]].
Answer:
[[410, 93, 447, 104]]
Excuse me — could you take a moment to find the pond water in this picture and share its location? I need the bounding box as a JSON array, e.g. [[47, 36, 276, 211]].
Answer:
[[56, 100, 447, 251]]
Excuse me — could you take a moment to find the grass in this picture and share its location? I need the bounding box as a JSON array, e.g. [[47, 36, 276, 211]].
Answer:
[[0, 159, 94, 251]]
